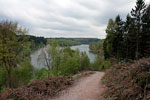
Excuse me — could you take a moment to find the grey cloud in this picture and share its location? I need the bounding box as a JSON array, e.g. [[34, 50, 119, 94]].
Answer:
[[0, 0, 148, 39]]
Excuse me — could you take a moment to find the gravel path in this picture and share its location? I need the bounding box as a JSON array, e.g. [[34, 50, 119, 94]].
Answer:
[[49, 72, 105, 100]]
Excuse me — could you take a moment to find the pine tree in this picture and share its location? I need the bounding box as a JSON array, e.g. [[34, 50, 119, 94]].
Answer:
[[141, 4, 150, 57], [103, 18, 116, 59], [124, 14, 137, 59], [131, 0, 146, 59], [113, 15, 124, 60], [104, 16, 124, 60]]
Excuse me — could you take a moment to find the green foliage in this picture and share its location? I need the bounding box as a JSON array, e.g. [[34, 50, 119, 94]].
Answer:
[[58, 56, 80, 76], [12, 60, 33, 86], [90, 56, 111, 71], [28, 35, 47, 50], [89, 40, 104, 55], [58, 39, 80, 46], [104, 16, 124, 60], [34, 68, 49, 80], [103, 18, 116, 59], [141, 5, 150, 57], [57, 48, 91, 76], [80, 52, 90, 70], [47, 38, 100, 45], [104, 0, 150, 60], [0, 21, 31, 88], [55, 48, 79, 76], [49, 40, 61, 70], [89, 40, 111, 71], [131, 0, 146, 59], [47, 39, 80, 47], [0, 60, 33, 89], [37, 43, 91, 77], [103, 60, 111, 69], [0, 67, 7, 88]]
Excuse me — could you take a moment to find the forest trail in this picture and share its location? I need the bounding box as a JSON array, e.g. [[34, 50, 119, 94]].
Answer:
[[49, 72, 105, 100]]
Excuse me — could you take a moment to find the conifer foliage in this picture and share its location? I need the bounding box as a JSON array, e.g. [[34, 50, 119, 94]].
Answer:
[[104, 0, 150, 60]]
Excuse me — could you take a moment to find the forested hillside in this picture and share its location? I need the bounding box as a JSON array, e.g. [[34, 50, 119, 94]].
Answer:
[[47, 38, 100, 45], [25, 36, 100, 48], [47, 38, 81, 46], [28, 35, 47, 50]]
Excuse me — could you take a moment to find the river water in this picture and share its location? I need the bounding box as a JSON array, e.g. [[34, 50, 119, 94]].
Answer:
[[30, 44, 97, 68]]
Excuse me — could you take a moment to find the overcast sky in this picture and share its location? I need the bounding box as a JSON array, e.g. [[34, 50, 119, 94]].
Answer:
[[0, 0, 149, 39]]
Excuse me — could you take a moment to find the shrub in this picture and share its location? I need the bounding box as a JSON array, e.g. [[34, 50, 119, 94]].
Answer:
[[11, 60, 33, 87], [90, 56, 111, 71], [58, 56, 80, 76], [103, 60, 111, 69], [34, 68, 49, 80], [0, 76, 73, 100], [80, 52, 90, 70], [104, 58, 150, 100], [0, 67, 7, 92]]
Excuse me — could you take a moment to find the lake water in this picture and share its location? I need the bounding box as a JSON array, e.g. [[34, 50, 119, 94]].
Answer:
[[30, 44, 97, 68], [30, 48, 45, 69], [71, 44, 97, 62]]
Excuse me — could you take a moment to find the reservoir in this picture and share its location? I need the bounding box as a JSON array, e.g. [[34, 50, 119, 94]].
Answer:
[[30, 44, 97, 68], [71, 44, 97, 62]]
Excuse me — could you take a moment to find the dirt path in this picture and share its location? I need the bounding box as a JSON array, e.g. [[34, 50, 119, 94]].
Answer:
[[49, 72, 105, 100]]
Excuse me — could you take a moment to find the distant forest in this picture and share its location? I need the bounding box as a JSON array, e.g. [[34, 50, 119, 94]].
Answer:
[[54, 38, 100, 44], [27, 35, 47, 50], [27, 35, 100, 49]]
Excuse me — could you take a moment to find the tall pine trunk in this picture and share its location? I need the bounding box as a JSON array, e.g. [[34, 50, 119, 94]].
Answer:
[[135, 31, 139, 60], [136, 16, 141, 60]]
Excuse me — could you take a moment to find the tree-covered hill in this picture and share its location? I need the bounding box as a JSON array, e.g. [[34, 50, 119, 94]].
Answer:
[[47, 38, 100, 45]]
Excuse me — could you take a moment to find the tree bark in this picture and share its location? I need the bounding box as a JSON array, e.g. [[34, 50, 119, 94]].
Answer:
[[136, 32, 139, 60], [7, 69, 12, 88]]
